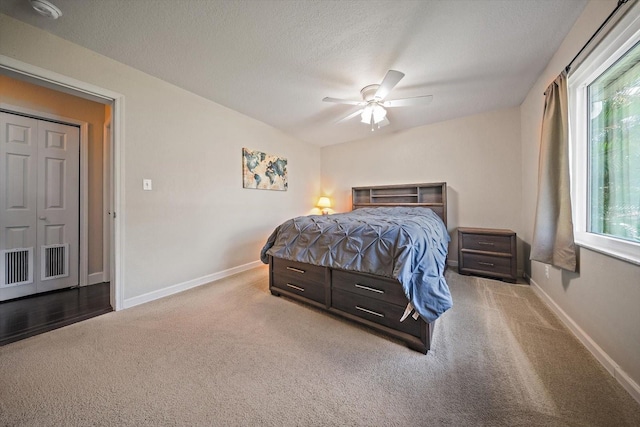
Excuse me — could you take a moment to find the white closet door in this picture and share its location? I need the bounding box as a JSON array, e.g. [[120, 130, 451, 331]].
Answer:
[[36, 120, 79, 293], [0, 113, 38, 300], [0, 112, 79, 300]]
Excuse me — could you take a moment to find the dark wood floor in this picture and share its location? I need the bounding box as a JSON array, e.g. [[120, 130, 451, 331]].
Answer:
[[0, 283, 112, 346]]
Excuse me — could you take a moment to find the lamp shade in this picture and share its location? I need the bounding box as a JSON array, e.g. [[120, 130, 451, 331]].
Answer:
[[317, 196, 332, 209]]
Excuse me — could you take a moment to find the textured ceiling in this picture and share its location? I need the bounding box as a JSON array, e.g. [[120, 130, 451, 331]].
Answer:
[[0, 0, 588, 146]]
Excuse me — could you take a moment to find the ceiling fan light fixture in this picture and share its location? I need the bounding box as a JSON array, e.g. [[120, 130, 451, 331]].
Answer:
[[361, 103, 386, 126], [360, 104, 373, 124], [30, 0, 62, 19], [373, 104, 387, 123]]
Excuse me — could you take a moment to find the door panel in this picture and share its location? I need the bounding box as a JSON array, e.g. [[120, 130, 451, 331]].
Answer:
[[44, 158, 66, 208], [6, 154, 30, 208]]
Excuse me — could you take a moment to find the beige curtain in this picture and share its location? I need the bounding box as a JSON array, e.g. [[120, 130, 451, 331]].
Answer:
[[531, 71, 577, 272]]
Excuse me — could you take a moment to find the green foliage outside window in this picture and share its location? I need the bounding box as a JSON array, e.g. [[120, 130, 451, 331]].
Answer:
[[588, 40, 640, 243]]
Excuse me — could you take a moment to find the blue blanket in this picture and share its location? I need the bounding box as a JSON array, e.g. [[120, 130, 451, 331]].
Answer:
[[260, 207, 452, 323]]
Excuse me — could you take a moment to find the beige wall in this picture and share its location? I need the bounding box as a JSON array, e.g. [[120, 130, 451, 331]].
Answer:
[[0, 74, 106, 277], [0, 15, 321, 301], [521, 0, 640, 393], [321, 107, 522, 267]]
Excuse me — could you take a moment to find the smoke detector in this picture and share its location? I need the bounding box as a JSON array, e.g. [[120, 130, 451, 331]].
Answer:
[[30, 0, 62, 19]]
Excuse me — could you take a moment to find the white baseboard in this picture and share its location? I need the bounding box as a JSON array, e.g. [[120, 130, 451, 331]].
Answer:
[[87, 272, 105, 286], [530, 277, 640, 405], [123, 260, 262, 310]]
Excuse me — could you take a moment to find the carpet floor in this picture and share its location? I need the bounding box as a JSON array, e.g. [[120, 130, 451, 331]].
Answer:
[[0, 266, 638, 426]]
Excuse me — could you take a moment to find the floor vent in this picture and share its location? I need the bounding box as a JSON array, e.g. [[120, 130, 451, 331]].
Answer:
[[41, 244, 69, 280], [1, 248, 34, 287]]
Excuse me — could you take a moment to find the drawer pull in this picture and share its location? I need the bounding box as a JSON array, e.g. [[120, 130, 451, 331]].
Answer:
[[286, 283, 305, 292], [478, 241, 495, 246], [286, 267, 305, 274], [478, 261, 495, 267], [355, 306, 385, 318], [354, 284, 384, 294]]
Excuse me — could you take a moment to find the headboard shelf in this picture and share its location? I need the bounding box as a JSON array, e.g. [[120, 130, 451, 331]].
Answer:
[[369, 193, 418, 198], [352, 182, 447, 226]]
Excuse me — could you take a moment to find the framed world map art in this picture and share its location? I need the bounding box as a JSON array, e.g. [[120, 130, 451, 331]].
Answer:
[[242, 148, 288, 191]]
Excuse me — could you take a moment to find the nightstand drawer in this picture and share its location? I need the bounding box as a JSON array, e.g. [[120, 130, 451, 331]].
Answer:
[[460, 233, 512, 254], [460, 253, 513, 278], [332, 270, 407, 306]]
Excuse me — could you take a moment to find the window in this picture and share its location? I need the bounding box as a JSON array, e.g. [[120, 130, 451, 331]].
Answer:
[[588, 42, 640, 243], [569, 7, 640, 265]]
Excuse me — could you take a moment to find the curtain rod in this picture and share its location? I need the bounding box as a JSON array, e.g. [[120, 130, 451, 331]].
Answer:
[[565, 0, 629, 74]]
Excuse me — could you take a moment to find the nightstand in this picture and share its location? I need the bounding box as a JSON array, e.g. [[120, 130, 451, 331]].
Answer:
[[458, 227, 517, 283]]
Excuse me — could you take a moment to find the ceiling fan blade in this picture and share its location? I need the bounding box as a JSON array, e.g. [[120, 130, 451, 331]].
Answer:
[[336, 109, 364, 123], [383, 95, 433, 107], [374, 70, 405, 100], [323, 97, 365, 106]]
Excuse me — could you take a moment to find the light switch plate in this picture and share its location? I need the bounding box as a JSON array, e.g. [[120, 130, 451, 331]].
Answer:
[[143, 179, 152, 191]]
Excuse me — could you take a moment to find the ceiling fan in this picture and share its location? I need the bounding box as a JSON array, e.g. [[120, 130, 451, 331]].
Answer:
[[323, 70, 433, 131]]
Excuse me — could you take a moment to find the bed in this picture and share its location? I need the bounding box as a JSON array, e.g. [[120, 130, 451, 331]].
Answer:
[[260, 182, 451, 353]]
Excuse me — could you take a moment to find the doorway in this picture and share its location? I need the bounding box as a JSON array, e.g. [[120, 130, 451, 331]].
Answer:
[[0, 54, 124, 324]]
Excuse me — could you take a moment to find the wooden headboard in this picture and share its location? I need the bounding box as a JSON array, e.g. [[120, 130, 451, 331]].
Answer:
[[351, 182, 447, 226]]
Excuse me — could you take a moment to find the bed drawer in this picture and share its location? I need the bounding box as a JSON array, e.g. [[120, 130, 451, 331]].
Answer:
[[332, 270, 407, 306], [332, 289, 422, 337], [272, 258, 327, 285], [272, 272, 326, 304], [460, 232, 513, 254], [460, 252, 513, 278]]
